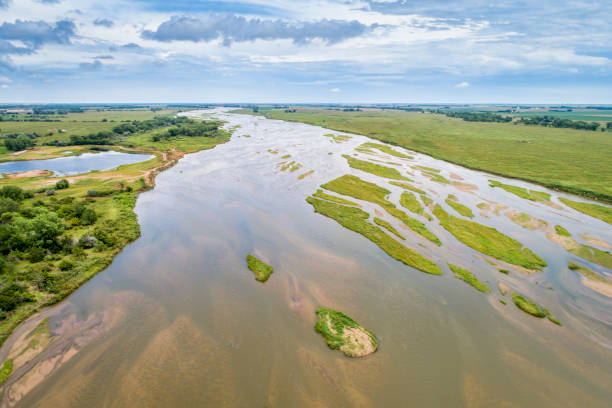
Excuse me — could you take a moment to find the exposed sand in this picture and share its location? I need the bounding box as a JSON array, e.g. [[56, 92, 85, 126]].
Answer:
[[579, 233, 612, 249], [581, 279, 612, 298], [3, 170, 52, 179], [451, 181, 478, 192], [505, 210, 548, 231], [546, 232, 579, 251]]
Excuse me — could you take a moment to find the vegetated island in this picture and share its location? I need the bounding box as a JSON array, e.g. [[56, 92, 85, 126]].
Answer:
[[511, 293, 562, 326], [246, 255, 274, 282], [314, 307, 378, 357], [0, 109, 230, 347]]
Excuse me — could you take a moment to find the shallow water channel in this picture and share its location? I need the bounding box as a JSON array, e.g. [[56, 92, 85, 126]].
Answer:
[[1, 109, 611, 407], [0, 151, 154, 178]]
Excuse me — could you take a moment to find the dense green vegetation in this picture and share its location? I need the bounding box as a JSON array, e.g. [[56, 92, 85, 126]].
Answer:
[[0, 359, 12, 385], [445, 195, 474, 218], [246, 255, 274, 282], [343, 155, 408, 180], [448, 264, 490, 293], [569, 245, 612, 269], [373, 217, 405, 239], [516, 116, 600, 131], [306, 196, 442, 275], [389, 181, 426, 195], [359, 142, 412, 159], [4, 134, 36, 151], [314, 307, 378, 357], [433, 205, 546, 270], [442, 111, 512, 123], [312, 190, 357, 206], [555, 225, 571, 236], [321, 175, 441, 245], [399, 192, 425, 216], [251, 109, 612, 203], [489, 180, 550, 202], [511, 293, 562, 325], [559, 197, 612, 226]]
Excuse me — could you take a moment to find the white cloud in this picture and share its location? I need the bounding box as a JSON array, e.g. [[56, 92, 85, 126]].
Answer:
[[455, 81, 470, 88], [330, 87, 340, 92], [0, 76, 12, 84], [1, 84, 9, 88]]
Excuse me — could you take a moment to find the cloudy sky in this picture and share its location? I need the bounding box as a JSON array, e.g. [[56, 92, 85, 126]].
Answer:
[[0, 0, 610, 103]]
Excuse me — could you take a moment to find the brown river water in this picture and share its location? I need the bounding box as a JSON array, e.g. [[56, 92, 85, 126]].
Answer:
[[1, 109, 611, 407]]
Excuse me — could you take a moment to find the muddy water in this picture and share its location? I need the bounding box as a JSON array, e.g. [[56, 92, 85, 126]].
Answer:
[[2, 109, 611, 407]]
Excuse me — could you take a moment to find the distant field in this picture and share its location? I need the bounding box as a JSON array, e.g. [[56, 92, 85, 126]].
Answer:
[[243, 108, 612, 202]]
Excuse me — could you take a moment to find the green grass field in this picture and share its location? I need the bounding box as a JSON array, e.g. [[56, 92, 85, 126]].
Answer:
[[247, 108, 612, 202]]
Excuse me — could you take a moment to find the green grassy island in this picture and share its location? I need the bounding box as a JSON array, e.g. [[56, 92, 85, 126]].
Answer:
[[246, 255, 274, 282], [314, 307, 378, 357]]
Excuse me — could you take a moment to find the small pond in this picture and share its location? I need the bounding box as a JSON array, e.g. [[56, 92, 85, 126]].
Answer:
[[0, 151, 155, 178]]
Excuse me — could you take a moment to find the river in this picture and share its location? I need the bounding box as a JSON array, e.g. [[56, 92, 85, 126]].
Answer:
[[1, 108, 610, 407]]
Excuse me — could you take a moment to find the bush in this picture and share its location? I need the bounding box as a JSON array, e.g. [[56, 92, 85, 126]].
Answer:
[[55, 179, 69, 189], [80, 208, 97, 225], [58, 259, 74, 271], [78, 235, 97, 248], [28, 247, 46, 263], [0, 198, 20, 216], [0, 186, 25, 201], [45, 189, 56, 196]]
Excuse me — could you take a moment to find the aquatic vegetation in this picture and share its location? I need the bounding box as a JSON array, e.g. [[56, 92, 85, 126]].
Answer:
[[558, 197, 612, 226], [399, 191, 424, 216], [489, 180, 550, 202], [507, 211, 548, 230], [306, 197, 442, 275], [246, 255, 274, 282], [373, 217, 405, 239], [498, 269, 510, 275], [280, 161, 295, 171], [298, 170, 314, 180], [267, 148, 279, 154], [323, 175, 441, 245], [500, 299, 507, 305], [511, 293, 546, 317], [414, 165, 440, 173], [359, 142, 413, 159], [0, 359, 12, 385], [420, 195, 433, 206], [324, 133, 351, 143], [313, 189, 357, 206], [389, 181, 426, 195], [568, 245, 612, 269], [343, 155, 409, 180], [280, 154, 291, 159], [511, 293, 562, 325], [290, 163, 302, 172], [445, 195, 474, 218], [555, 225, 571, 236], [433, 205, 546, 270], [448, 264, 490, 293], [476, 202, 488, 210], [314, 307, 378, 357], [422, 172, 450, 184]]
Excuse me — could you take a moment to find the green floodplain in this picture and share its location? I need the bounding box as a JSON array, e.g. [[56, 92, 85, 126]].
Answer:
[[243, 108, 612, 203]]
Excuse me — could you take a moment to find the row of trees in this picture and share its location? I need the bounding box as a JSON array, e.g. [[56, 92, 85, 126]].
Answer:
[[152, 121, 222, 141], [441, 111, 513, 123], [3, 133, 38, 151], [516, 116, 601, 131]]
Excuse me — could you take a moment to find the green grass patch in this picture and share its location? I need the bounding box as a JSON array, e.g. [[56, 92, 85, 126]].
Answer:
[[313, 189, 358, 206], [306, 197, 442, 275], [389, 181, 426, 195], [449, 264, 490, 293], [498, 269, 510, 275], [511, 293, 546, 318], [500, 299, 507, 305], [298, 170, 314, 180], [323, 133, 351, 143], [314, 307, 377, 357], [0, 360, 13, 385], [445, 195, 474, 218], [559, 197, 612, 225], [280, 154, 291, 159], [421, 195, 433, 206], [323, 175, 441, 245], [568, 245, 612, 269], [555, 225, 571, 236], [399, 192, 424, 216], [568, 262, 610, 283], [489, 180, 550, 202], [433, 205, 546, 270], [359, 142, 413, 159], [414, 165, 440, 173], [373, 217, 405, 239], [246, 255, 274, 282], [344, 155, 409, 180]]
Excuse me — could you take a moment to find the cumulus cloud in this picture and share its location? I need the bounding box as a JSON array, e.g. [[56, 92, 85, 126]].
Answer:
[[93, 18, 114, 28], [455, 81, 470, 88], [0, 19, 76, 48], [142, 14, 374, 45]]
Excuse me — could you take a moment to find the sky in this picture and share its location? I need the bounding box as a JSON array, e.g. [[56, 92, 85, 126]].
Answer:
[[0, 0, 610, 103]]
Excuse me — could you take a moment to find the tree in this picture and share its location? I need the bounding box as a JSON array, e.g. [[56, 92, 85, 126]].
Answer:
[[0, 186, 25, 201], [55, 179, 69, 190]]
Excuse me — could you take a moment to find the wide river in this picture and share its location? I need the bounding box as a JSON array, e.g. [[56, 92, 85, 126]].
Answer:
[[1, 109, 610, 407]]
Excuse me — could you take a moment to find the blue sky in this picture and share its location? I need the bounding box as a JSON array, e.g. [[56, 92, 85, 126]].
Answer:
[[0, 0, 610, 103]]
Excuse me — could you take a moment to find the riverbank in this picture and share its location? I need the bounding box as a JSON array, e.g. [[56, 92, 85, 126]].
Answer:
[[0, 127, 231, 346]]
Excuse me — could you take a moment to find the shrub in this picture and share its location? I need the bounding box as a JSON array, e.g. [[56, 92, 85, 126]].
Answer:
[[0, 186, 25, 201], [78, 235, 97, 248], [45, 189, 56, 196], [58, 259, 74, 271], [28, 247, 46, 263], [80, 208, 97, 225], [55, 179, 69, 189]]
